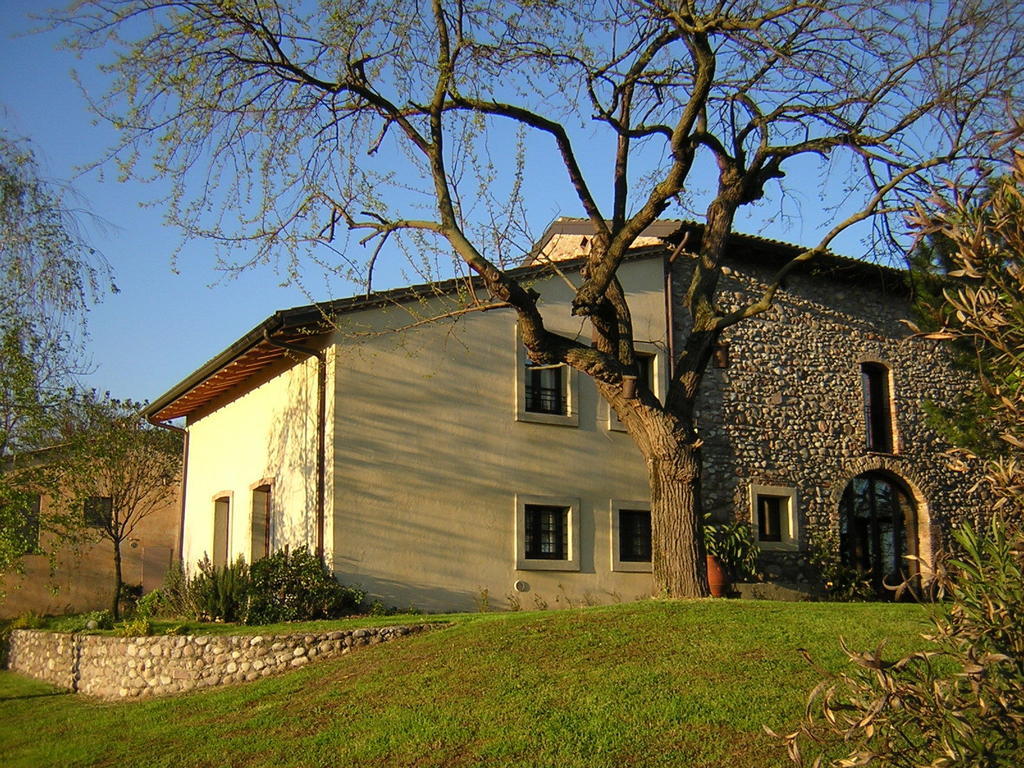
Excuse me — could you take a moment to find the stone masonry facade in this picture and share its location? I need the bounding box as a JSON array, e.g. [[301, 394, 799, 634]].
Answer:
[[673, 250, 988, 585], [6, 624, 434, 700]]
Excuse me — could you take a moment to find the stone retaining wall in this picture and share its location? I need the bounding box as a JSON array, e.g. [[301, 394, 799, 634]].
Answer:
[[6, 623, 433, 699]]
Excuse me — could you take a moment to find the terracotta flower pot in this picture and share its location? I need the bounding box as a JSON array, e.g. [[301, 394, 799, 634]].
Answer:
[[706, 554, 730, 598]]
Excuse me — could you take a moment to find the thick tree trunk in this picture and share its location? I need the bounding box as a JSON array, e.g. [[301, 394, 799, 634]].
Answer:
[[111, 539, 123, 620], [649, 447, 709, 598], [610, 385, 710, 599]]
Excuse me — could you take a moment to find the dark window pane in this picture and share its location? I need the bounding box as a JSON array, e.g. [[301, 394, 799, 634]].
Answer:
[[213, 497, 230, 567], [84, 496, 113, 529], [525, 362, 565, 414], [633, 353, 654, 394], [619, 509, 651, 562], [861, 363, 894, 452], [757, 496, 783, 542], [251, 486, 271, 561], [839, 472, 913, 596], [524, 504, 568, 559]]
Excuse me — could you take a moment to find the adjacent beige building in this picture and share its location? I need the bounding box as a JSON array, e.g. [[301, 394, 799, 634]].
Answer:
[[1, 488, 180, 618]]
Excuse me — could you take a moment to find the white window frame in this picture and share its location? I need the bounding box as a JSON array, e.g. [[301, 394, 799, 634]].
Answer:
[[749, 483, 799, 551], [610, 499, 653, 573], [515, 493, 581, 571], [606, 342, 665, 432], [514, 326, 579, 426]]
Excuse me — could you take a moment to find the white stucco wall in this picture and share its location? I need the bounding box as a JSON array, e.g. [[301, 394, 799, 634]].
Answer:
[[182, 349, 330, 569], [328, 256, 667, 611]]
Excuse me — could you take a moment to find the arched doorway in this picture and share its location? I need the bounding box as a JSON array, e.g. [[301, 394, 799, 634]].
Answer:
[[839, 472, 918, 596]]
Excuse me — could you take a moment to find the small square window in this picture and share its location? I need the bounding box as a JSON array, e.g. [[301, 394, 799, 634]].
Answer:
[[514, 326, 579, 427], [515, 494, 580, 571], [619, 509, 651, 562], [524, 504, 568, 559], [610, 500, 653, 572], [757, 496, 783, 542], [749, 484, 799, 551], [634, 354, 654, 394], [525, 363, 567, 415], [84, 496, 113, 529]]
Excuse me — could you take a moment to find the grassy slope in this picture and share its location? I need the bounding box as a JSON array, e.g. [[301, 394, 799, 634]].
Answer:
[[0, 600, 930, 768]]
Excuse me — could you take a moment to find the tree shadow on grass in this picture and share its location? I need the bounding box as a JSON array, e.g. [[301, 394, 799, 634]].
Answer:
[[0, 689, 67, 702]]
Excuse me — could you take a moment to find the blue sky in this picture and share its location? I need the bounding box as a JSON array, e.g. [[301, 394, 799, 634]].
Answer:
[[1, 1, 873, 405]]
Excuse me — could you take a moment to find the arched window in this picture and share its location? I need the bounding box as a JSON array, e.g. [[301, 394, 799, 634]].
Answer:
[[861, 362, 894, 453], [839, 472, 917, 595]]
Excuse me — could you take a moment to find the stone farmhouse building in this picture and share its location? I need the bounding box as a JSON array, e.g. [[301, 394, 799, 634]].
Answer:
[[143, 219, 985, 612]]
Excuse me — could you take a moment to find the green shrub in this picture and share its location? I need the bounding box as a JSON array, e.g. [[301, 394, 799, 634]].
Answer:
[[51, 610, 114, 633], [367, 599, 393, 617], [9, 611, 46, 630], [159, 559, 198, 618], [190, 555, 249, 622], [117, 616, 152, 637], [781, 517, 1024, 766], [155, 549, 363, 624], [245, 547, 364, 625], [135, 589, 163, 618]]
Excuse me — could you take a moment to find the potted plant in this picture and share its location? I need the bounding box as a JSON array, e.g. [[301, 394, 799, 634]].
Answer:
[[703, 514, 761, 597]]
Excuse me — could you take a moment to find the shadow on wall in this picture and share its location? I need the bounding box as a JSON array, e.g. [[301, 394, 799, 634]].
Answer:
[[243, 307, 659, 611], [343, 573, 480, 614], [332, 314, 655, 607], [262, 358, 320, 554]]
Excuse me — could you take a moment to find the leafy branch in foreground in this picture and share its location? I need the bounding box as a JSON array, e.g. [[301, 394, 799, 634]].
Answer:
[[772, 519, 1024, 767], [1, 130, 114, 596]]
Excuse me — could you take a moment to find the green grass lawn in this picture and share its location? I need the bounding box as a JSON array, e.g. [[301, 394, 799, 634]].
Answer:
[[0, 600, 931, 768]]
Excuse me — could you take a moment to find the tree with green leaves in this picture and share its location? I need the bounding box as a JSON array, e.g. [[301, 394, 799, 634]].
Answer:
[[63, 0, 1023, 597], [51, 394, 182, 619], [0, 130, 113, 596]]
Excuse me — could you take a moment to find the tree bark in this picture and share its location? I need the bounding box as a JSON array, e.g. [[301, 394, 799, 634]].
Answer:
[[609, 384, 710, 599], [111, 538, 123, 620], [649, 447, 709, 598]]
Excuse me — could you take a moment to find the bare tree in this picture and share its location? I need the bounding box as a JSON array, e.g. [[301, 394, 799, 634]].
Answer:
[[63, 0, 1023, 596], [54, 395, 181, 619]]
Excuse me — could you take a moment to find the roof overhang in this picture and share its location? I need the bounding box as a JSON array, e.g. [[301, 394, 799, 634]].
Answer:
[[144, 305, 333, 422]]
